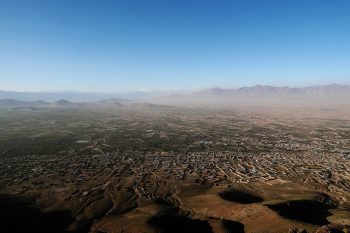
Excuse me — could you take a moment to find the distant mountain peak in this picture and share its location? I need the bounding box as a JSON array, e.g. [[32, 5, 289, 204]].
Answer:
[[56, 99, 72, 105]]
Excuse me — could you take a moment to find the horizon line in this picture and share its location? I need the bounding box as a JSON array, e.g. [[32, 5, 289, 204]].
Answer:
[[1, 83, 349, 94]]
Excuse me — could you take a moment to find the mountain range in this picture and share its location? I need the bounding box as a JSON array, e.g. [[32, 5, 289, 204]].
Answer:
[[196, 84, 350, 97], [150, 84, 350, 107], [0, 90, 182, 102], [1, 84, 349, 108]]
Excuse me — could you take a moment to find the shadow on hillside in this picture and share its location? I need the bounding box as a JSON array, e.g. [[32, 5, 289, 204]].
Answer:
[[0, 195, 79, 233], [219, 189, 263, 204], [266, 199, 333, 225], [148, 201, 213, 233], [222, 219, 245, 233]]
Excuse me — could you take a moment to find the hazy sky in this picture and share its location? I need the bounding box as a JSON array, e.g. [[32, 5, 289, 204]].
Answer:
[[1, 0, 350, 92]]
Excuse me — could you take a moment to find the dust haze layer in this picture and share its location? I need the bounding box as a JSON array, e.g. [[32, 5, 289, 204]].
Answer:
[[1, 84, 350, 108], [149, 84, 350, 108]]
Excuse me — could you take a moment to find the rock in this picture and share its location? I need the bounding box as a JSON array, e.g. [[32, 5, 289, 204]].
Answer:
[[316, 224, 349, 233], [81, 191, 89, 197], [288, 228, 307, 233]]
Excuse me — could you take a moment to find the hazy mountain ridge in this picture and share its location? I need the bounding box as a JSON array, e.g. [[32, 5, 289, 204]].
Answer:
[[0, 90, 185, 102], [1, 84, 350, 108], [151, 84, 350, 107], [196, 84, 350, 97], [0, 99, 76, 108], [0, 98, 164, 109]]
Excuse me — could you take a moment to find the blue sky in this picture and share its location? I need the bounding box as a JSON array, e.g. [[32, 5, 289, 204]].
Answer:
[[0, 0, 350, 92]]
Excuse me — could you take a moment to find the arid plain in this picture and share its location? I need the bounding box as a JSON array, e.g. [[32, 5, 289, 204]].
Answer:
[[0, 102, 349, 233]]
